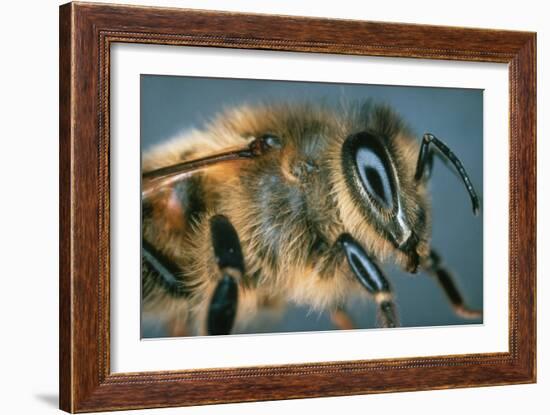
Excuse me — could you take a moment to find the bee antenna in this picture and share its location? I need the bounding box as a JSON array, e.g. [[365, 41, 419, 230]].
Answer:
[[415, 133, 480, 216]]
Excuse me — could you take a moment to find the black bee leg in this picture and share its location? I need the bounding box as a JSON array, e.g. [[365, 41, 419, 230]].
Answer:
[[142, 238, 189, 298], [424, 250, 482, 319], [207, 215, 245, 335], [142, 239, 191, 337], [338, 234, 398, 328], [415, 133, 480, 216]]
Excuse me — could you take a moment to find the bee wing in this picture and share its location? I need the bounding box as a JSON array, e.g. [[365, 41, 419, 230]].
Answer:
[[142, 136, 269, 198]]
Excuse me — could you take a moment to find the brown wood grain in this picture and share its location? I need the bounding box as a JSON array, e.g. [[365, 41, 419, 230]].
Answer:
[[59, 2, 537, 412], [59, 3, 73, 411]]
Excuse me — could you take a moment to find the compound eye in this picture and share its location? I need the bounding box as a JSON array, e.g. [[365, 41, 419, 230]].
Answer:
[[343, 132, 396, 211]]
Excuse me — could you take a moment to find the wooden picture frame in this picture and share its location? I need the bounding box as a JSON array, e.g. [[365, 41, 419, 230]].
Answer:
[[59, 2, 536, 412]]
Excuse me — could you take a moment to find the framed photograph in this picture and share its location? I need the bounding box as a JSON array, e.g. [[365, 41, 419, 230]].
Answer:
[[59, 2, 536, 412]]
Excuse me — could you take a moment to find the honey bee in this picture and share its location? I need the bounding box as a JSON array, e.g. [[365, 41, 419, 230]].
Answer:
[[141, 101, 481, 337]]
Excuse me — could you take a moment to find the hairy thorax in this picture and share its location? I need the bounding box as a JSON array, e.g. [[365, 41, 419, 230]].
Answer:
[[219, 144, 360, 310]]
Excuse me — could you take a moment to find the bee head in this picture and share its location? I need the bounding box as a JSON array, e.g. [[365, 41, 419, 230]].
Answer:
[[337, 130, 428, 272]]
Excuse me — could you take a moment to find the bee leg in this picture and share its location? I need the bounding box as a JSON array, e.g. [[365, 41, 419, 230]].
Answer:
[[337, 234, 398, 328], [415, 133, 480, 216], [142, 238, 189, 296], [207, 215, 245, 335], [142, 239, 191, 336], [330, 306, 355, 330], [424, 250, 482, 319]]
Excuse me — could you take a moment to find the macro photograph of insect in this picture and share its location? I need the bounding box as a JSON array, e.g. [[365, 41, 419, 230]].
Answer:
[[140, 75, 483, 338]]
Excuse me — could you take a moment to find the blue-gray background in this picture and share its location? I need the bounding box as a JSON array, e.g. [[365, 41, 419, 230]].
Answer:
[[141, 75, 483, 337]]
